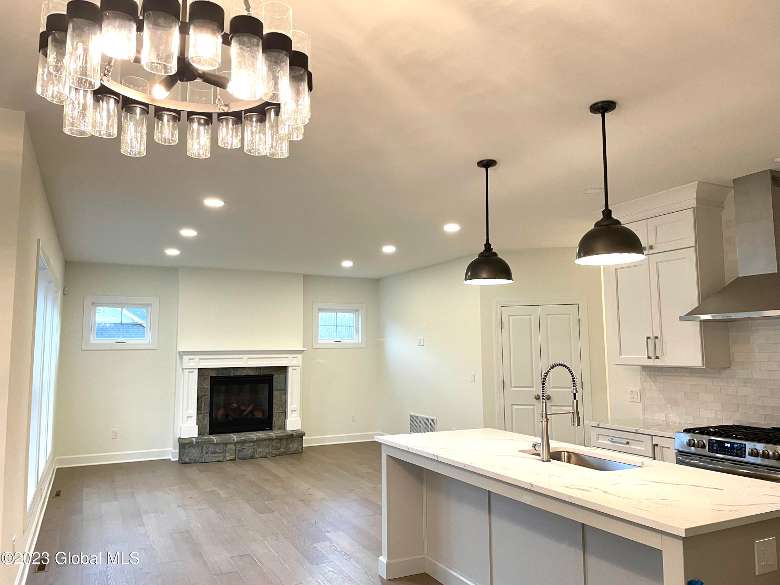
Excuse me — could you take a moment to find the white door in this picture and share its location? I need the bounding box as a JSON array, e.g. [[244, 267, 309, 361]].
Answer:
[[649, 248, 703, 367], [604, 260, 654, 365], [500, 306, 541, 437], [500, 305, 585, 445], [539, 305, 584, 445]]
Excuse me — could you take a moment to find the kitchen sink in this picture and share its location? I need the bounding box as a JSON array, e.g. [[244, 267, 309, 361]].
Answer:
[[548, 450, 638, 471]]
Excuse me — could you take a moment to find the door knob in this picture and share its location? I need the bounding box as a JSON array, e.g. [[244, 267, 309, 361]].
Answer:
[[534, 394, 551, 401]]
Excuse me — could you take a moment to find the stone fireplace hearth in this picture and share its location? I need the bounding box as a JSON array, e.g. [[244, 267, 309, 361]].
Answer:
[[175, 350, 305, 463]]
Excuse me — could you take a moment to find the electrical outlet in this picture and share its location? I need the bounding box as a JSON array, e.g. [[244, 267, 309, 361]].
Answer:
[[755, 537, 778, 575], [111, 428, 119, 440], [416, 337, 425, 347], [628, 389, 642, 404], [351, 415, 356, 424]]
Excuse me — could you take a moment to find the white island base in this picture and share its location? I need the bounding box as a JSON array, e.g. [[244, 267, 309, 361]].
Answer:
[[378, 429, 780, 585]]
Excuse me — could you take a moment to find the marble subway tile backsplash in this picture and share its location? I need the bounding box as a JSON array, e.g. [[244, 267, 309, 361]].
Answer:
[[642, 319, 780, 428]]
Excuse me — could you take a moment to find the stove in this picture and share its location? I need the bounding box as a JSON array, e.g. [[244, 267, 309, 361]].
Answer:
[[675, 425, 780, 482]]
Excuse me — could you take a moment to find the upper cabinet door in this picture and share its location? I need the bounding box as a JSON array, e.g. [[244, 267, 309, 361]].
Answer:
[[646, 209, 695, 254], [649, 248, 703, 367], [604, 261, 654, 366], [625, 219, 649, 252]]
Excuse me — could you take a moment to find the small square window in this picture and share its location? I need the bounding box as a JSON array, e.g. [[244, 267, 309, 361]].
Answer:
[[314, 303, 364, 348], [83, 296, 159, 350]]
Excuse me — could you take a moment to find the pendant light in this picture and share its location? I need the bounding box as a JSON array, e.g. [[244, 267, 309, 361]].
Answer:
[[575, 101, 645, 266], [465, 159, 513, 285]]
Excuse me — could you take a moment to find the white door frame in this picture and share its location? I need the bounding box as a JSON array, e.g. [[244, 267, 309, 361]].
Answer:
[[494, 300, 595, 433]]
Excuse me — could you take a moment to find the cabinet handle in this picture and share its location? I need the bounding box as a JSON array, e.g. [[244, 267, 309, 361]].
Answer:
[[607, 437, 630, 445], [653, 336, 660, 360], [646, 336, 652, 360]]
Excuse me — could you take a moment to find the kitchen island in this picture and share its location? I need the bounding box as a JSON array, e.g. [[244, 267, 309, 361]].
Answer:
[[377, 428, 780, 585]]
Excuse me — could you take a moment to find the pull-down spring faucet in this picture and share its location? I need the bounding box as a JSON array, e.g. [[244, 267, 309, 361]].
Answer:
[[537, 362, 581, 462]]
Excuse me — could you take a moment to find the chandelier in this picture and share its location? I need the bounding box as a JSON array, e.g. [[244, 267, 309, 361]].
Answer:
[[35, 0, 313, 159]]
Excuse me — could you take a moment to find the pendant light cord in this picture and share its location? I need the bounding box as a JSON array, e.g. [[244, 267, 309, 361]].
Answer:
[[601, 111, 609, 212], [484, 166, 491, 247]]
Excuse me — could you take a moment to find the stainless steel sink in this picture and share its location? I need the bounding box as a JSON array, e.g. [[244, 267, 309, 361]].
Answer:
[[548, 450, 638, 471]]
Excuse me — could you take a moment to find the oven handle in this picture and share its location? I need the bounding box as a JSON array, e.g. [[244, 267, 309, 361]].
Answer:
[[676, 453, 780, 482]]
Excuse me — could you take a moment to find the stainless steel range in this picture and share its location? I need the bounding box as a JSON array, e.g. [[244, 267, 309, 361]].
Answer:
[[675, 425, 780, 482]]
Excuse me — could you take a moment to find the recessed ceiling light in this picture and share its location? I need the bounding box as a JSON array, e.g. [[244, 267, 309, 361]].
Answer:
[[382, 244, 397, 255], [443, 223, 461, 233], [203, 197, 224, 208], [341, 260, 354, 268], [179, 228, 198, 238], [164, 248, 181, 257]]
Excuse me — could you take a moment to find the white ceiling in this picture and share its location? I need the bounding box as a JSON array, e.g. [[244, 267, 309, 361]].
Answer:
[[5, 0, 780, 278]]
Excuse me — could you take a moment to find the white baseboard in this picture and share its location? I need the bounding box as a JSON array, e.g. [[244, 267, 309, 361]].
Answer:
[[378, 555, 426, 579], [15, 457, 56, 585], [55, 448, 172, 468], [425, 557, 477, 585], [304, 431, 384, 447]]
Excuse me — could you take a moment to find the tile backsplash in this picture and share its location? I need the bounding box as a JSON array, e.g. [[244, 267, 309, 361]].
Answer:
[[641, 190, 780, 428], [642, 319, 780, 428]]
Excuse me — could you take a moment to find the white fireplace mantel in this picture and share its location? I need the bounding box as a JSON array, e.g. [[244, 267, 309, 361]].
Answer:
[[175, 349, 305, 439]]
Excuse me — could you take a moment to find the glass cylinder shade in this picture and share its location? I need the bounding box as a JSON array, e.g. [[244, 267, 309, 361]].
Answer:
[[36, 51, 48, 98], [288, 123, 303, 141], [63, 87, 93, 136], [218, 115, 241, 149], [101, 10, 137, 61], [121, 104, 148, 157], [263, 49, 289, 103], [229, 33, 263, 100], [45, 31, 69, 104], [282, 65, 308, 125], [141, 11, 179, 74], [154, 110, 179, 145], [187, 115, 212, 159], [265, 106, 288, 159], [243, 112, 266, 156], [65, 17, 102, 90], [92, 93, 119, 138], [262, 1, 291, 35], [188, 20, 222, 70]]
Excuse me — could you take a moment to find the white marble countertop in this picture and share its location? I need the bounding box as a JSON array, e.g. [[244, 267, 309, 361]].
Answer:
[[588, 419, 680, 439], [376, 428, 780, 538]]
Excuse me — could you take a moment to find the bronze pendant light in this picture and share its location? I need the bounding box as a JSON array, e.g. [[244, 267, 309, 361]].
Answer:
[[465, 159, 513, 285], [575, 101, 645, 266]]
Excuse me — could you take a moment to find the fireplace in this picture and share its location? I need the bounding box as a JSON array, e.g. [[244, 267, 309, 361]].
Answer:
[[208, 374, 274, 435]]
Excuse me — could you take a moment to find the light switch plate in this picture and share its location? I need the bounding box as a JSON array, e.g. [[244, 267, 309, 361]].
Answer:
[[416, 337, 425, 347], [628, 389, 642, 404], [755, 536, 778, 575]]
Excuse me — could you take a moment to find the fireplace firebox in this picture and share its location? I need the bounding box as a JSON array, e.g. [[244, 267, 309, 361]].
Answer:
[[208, 374, 274, 434]]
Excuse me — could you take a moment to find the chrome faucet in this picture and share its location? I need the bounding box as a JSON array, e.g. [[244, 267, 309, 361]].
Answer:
[[536, 362, 581, 462]]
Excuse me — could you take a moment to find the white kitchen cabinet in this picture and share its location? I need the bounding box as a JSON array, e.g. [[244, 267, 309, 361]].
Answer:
[[589, 425, 677, 464], [603, 182, 730, 368], [652, 436, 677, 463]]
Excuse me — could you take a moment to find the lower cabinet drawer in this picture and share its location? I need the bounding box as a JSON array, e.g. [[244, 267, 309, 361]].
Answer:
[[589, 427, 654, 458]]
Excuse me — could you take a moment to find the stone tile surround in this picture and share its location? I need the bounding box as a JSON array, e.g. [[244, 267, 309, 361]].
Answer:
[[178, 430, 304, 464], [197, 366, 288, 435]]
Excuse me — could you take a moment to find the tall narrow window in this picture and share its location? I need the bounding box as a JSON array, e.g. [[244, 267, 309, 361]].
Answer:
[[27, 246, 61, 508]]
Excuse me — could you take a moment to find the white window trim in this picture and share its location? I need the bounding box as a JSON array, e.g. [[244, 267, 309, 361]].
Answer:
[[313, 302, 366, 349], [82, 296, 159, 351]]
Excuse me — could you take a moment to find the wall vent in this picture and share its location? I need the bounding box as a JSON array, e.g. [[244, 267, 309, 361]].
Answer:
[[409, 413, 437, 434]]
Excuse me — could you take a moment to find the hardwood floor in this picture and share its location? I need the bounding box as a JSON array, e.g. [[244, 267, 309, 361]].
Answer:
[[28, 442, 438, 585]]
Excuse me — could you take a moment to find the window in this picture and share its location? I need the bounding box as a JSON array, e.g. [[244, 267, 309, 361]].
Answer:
[[314, 303, 365, 348], [82, 296, 159, 350], [28, 246, 60, 508]]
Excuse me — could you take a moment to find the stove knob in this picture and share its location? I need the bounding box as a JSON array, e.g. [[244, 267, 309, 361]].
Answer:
[[761, 449, 772, 459], [696, 440, 706, 449], [773, 451, 780, 461], [749, 448, 760, 457], [686, 438, 696, 447]]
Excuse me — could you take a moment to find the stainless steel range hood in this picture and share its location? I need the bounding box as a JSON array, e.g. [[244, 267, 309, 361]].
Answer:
[[682, 170, 780, 321]]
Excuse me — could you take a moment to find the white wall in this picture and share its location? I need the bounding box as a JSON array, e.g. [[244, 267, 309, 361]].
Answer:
[[0, 112, 64, 585], [302, 276, 381, 442], [177, 268, 303, 351], [55, 263, 178, 460], [379, 258, 484, 434], [479, 248, 609, 427]]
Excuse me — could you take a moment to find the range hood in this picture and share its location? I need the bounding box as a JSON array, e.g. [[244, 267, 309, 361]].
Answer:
[[682, 170, 780, 321]]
